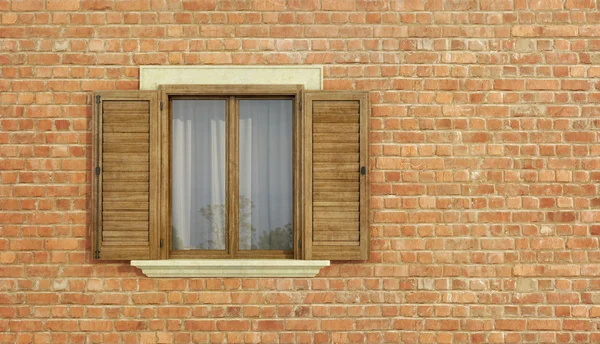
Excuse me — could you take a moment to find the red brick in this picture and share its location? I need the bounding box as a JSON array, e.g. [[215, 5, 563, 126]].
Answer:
[[182, 0, 216, 10], [285, 320, 318, 331], [495, 319, 527, 331], [566, 0, 595, 8], [11, 0, 44, 11], [47, 0, 80, 10]]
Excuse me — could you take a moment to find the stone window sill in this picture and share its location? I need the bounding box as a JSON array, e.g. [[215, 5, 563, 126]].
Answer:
[[131, 259, 330, 278]]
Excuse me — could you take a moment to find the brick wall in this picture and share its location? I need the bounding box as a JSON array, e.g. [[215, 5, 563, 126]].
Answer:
[[2, 0, 600, 343]]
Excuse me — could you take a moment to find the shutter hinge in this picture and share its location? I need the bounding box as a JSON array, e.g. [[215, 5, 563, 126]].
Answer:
[[298, 239, 302, 249], [94, 250, 100, 259], [160, 239, 164, 248], [95, 166, 100, 176], [95, 95, 101, 104], [361, 166, 366, 175], [160, 101, 163, 111], [299, 100, 302, 112]]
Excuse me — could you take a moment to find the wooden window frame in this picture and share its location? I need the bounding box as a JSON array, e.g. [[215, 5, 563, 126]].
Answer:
[[159, 85, 303, 260]]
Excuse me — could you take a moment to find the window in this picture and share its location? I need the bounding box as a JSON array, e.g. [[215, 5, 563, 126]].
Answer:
[[166, 86, 299, 259], [92, 85, 370, 262]]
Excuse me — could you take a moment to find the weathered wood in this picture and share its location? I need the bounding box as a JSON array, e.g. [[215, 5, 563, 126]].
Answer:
[[103, 133, 149, 143], [103, 221, 149, 231], [103, 202, 149, 211], [103, 192, 148, 201], [304, 92, 369, 261], [102, 172, 149, 182], [103, 143, 149, 153], [103, 100, 149, 112], [314, 133, 360, 143], [314, 212, 360, 220], [102, 182, 149, 192], [313, 231, 359, 241], [313, 143, 359, 153], [313, 192, 360, 202], [103, 123, 150, 133], [93, 92, 158, 259], [102, 163, 149, 172], [313, 171, 360, 180], [313, 123, 359, 133], [103, 153, 149, 162], [313, 114, 359, 123], [313, 222, 359, 231], [103, 211, 149, 221], [103, 231, 149, 240], [313, 153, 359, 163], [102, 113, 149, 123]]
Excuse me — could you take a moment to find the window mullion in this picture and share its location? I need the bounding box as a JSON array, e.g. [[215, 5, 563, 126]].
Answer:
[[227, 96, 239, 258]]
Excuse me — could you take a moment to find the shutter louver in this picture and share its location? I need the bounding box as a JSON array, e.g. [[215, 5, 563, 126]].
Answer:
[[92, 91, 159, 260], [304, 92, 370, 260]]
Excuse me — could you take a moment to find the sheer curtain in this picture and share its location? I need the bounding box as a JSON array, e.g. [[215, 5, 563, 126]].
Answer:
[[239, 100, 293, 250], [172, 100, 226, 250], [171, 99, 292, 251]]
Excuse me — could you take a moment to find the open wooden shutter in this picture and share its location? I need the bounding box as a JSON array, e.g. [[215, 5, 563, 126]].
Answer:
[[303, 92, 370, 260], [92, 91, 159, 260]]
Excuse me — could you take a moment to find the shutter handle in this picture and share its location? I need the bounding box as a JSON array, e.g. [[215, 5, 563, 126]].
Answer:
[[361, 166, 366, 175]]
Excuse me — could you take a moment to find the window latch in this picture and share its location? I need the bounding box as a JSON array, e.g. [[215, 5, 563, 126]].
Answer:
[[160, 239, 164, 248], [361, 166, 366, 175]]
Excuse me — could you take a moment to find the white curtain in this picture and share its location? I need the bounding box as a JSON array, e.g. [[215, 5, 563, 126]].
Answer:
[[239, 100, 293, 250], [172, 100, 226, 250], [171, 99, 292, 251]]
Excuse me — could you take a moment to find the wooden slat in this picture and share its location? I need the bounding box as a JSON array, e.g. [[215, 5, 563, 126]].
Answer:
[[314, 163, 359, 172], [314, 212, 359, 220], [313, 153, 358, 163], [103, 153, 149, 163], [102, 241, 149, 246], [103, 202, 149, 210], [103, 211, 149, 221], [102, 162, 149, 172], [313, 171, 359, 180], [313, 143, 359, 153], [103, 221, 149, 231], [103, 182, 149, 192], [313, 231, 359, 241], [314, 192, 360, 202], [103, 144, 149, 153], [313, 101, 359, 114], [103, 123, 150, 133], [103, 172, 149, 182], [95, 95, 156, 260], [314, 133, 360, 143], [103, 133, 149, 143], [103, 231, 149, 240], [313, 222, 359, 231], [305, 93, 369, 261], [312, 242, 360, 247], [103, 100, 149, 113], [314, 204, 359, 212], [103, 192, 148, 201], [314, 114, 359, 123], [102, 114, 149, 123], [313, 181, 359, 192], [313, 123, 359, 133]]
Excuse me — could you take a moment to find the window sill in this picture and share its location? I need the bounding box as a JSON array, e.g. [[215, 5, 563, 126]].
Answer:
[[131, 259, 330, 278]]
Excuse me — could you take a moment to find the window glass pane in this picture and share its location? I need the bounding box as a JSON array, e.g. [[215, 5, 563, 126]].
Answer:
[[172, 100, 226, 250], [239, 99, 293, 251]]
